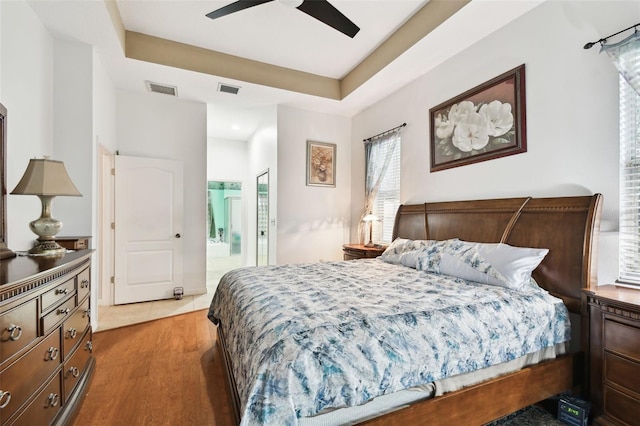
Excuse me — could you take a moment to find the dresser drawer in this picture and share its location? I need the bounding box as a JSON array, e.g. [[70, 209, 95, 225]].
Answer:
[[605, 351, 640, 395], [63, 328, 91, 402], [0, 299, 38, 364], [76, 267, 90, 303], [41, 278, 75, 314], [8, 371, 62, 426], [1, 328, 61, 421], [604, 385, 640, 426], [604, 319, 640, 361], [62, 297, 90, 358], [41, 297, 75, 336]]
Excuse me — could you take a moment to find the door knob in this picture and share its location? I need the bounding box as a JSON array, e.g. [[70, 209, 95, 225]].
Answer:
[[175, 233, 181, 238]]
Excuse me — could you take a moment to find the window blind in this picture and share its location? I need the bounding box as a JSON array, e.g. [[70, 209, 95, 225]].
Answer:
[[618, 44, 640, 285], [368, 136, 401, 244]]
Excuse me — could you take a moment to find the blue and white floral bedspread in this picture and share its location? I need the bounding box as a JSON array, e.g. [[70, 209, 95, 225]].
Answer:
[[208, 259, 570, 426]]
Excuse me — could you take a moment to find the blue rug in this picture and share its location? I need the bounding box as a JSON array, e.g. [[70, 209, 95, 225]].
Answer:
[[484, 405, 566, 425]]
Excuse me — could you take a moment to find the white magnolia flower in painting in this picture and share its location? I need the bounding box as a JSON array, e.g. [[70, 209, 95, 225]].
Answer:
[[435, 101, 477, 140], [448, 101, 476, 125], [435, 113, 455, 139], [452, 112, 489, 152], [479, 100, 513, 137]]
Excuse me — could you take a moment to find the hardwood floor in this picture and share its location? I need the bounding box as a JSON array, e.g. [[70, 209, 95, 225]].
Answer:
[[73, 309, 235, 426]]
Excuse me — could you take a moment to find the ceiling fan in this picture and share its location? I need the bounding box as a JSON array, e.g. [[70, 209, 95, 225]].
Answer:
[[206, 0, 360, 38]]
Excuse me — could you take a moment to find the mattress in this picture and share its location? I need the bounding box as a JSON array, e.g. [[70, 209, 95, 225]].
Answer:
[[208, 259, 571, 426]]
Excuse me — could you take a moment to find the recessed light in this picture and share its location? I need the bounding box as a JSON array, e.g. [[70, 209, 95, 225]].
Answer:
[[232, 124, 241, 131]]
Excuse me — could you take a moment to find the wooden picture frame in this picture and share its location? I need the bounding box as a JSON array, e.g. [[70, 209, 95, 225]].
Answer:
[[306, 141, 336, 187], [429, 64, 527, 172]]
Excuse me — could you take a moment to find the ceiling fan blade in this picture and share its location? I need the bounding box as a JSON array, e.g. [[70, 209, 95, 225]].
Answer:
[[206, 0, 275, 20], [296, 0, 360, 38]]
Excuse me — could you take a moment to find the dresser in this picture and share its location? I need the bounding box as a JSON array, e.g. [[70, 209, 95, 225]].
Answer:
[[0, 250, 94, 425], [342, 244, 386, 260], [585, 285, 640, 425]]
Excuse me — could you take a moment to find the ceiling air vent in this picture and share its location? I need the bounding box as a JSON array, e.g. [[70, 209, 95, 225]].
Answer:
[[218, 83, 240, 95], [145, 81, 178, 96]]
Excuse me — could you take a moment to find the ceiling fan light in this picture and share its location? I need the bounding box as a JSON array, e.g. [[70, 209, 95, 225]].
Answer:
[[279, 0, 304, 8]]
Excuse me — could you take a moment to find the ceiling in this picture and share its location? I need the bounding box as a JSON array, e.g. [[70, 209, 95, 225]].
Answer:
[[26, 0, 545, 140]]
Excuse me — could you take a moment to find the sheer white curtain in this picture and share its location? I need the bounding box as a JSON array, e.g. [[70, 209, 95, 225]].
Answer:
[[359, 130, 400, 243], [602, 30, 640, 285], [601, 30, 640, 95]]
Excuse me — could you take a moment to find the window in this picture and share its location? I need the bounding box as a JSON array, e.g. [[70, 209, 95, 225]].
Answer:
[[619, 70, 640, 286], [365, 132, 401, 244]]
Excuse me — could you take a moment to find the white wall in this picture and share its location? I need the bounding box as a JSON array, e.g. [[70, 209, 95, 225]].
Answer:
[[351, 1, 639, 285], [207, 137, 248, 181], [0, 0, 55, 251], [247, 106, 277, 265], [53, 39, 93, 236], [116, 90, 207, 296], [277, 105, 351, 264]]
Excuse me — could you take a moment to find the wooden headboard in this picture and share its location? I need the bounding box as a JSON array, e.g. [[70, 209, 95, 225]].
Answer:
[[392, 195, 602, 315]]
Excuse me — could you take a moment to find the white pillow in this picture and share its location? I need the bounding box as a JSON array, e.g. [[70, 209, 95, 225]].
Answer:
[[440, 242, 549, 291]]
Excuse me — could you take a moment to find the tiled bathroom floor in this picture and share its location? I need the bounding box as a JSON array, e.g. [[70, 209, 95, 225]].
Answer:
[[95, 252, 242, 332]]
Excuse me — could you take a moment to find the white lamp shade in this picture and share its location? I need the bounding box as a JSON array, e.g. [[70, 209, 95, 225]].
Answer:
[[362, 214, 378, 222], [11, 159, 81, 196]]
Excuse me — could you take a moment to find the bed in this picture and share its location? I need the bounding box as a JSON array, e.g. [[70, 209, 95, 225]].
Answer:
[[208, 194, 602, 425]]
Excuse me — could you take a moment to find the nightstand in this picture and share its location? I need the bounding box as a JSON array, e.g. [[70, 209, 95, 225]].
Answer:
[[584, 285, 640, 425], [342, 243, 386, 260]]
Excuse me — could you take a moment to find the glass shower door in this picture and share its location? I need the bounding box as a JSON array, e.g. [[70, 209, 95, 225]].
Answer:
[[257, 170, 269, 266]]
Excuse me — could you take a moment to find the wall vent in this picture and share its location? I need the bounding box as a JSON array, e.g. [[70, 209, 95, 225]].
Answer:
[[218, 83, 240, 95], [145, 81, 178, 96]]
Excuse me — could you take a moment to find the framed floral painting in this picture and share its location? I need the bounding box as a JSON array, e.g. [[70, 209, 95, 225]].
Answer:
[[429, 64, 527, 172], [306, 140, 336, 187]]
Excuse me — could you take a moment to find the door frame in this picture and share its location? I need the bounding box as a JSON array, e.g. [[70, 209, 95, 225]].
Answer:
[[97, 144, 115, 306]]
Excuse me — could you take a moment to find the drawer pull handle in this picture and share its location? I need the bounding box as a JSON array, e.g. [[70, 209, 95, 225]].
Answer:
[[69, 366, 80, 378], [81, 279, 89, 289], [0, 391, 11, 408], [67, 328, 77, 339], [57, 308, 70, 315], [7, 324, 22, 341], [46, 393, 59, 407], [46, 347, 59, 361], [85, 341, 93, 352], [83, 308, 91, 318], [55, 288, 70, 295]]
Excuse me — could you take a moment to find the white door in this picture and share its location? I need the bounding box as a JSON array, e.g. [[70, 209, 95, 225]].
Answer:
[[114, 155, 184, 305]]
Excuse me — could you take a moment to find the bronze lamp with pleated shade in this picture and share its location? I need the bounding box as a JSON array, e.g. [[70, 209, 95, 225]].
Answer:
[[362, 213, 379, 248], [11, 158, 81, 255]]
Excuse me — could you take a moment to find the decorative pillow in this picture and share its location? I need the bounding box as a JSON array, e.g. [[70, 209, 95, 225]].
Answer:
[[380, 238, 440, 265], [414, 239, 457, 272], [437, 241, 549, 291]]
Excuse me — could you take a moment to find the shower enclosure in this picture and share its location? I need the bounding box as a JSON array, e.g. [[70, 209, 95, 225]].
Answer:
[[257, 170, 269, 266]]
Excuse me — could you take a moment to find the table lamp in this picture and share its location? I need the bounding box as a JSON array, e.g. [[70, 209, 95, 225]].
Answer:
[[11, 158, 82, 255], [362, 213, 378, 247]]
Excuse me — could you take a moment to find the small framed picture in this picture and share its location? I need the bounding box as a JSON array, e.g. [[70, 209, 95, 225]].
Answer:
[[306, 141, 336, 187]]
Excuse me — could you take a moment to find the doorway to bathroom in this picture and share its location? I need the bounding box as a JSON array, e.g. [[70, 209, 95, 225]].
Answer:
[[207, 181, 243, 293]]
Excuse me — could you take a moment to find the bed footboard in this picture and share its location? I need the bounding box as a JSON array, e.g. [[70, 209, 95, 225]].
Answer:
[[360, 354, 576, 426], [217, 325, 242, 426]]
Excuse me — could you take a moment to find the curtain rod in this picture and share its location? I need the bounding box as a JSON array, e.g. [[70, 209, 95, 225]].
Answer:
[[584, 22, 639, 49], [363, 123, 406, 143]]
